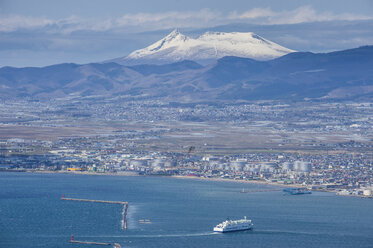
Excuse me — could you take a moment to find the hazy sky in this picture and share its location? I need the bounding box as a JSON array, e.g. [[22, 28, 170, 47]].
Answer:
[[1, 0, 373, 67], [2, 0, 373, 18]]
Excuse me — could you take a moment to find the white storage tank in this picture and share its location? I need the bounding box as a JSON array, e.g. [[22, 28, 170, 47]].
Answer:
[[130, 159, 148, 167], [151, 158, 166, 168], [210, 161, 225, 170], [260, 163, 276, 172], [230, 161, 245, 172], [244, 164, 254, 172], [363, 189, 372, 196], [294, 161, 311, 172], [254, 164, 261, 172], [281, 162, 293, 171], [164, 160, 176, 168]]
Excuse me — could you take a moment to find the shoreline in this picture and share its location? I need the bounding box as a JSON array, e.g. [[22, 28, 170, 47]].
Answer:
[[3, 168, 324, 190], [5, 169, 300, 188], [170, 175, 302, 189], [5, 169, 372, 198]]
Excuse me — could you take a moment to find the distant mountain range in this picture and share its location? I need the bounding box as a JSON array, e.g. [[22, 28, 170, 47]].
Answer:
[[0, 45, 372, 102], [109, 29, 295, 65]]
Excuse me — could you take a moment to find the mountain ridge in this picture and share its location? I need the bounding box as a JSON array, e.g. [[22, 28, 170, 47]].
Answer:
[[1, 46, 372, 102]]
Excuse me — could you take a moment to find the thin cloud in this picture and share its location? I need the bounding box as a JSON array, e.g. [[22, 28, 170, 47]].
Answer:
[[115, 9, 221, 30], [116, 9, 218, 25], [0, 9, 221, 33], [0, 15, 53, 32], [0, 6, 372, 33], [229, 6, 372, 24], [229, 8, 274, 20]]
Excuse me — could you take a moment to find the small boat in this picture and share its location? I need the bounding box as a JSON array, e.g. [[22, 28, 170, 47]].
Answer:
[[139, 219, 152, 224]]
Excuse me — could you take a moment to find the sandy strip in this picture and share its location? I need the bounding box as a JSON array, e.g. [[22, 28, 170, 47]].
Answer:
[[26, 169, 306, 189]]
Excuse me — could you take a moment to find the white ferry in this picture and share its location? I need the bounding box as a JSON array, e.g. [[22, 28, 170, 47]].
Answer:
[[213, 216, 253, 233]]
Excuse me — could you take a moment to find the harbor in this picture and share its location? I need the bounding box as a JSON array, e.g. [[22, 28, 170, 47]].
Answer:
[[61, 196, 129, 230], [2, 172, 373, 248]]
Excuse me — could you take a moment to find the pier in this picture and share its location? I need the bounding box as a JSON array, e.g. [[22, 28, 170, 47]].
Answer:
[[122, 203, 128, 229], [61, 196, 128, 230], [61, 197, 128, 205], [70, 235, 121, 247], [70, 240, 112, 246], [241, 189, 282, 193]]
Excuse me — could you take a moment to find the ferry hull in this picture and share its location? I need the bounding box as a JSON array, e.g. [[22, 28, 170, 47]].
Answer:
[[213, 226, 253, 233]]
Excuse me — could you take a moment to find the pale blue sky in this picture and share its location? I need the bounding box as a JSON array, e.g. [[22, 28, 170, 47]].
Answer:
[[1, 0, 373, 67], [2, 0, 373, 17]]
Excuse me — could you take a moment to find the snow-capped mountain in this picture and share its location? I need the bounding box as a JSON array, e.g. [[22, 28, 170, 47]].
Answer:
[[110, 29, 295, 65]]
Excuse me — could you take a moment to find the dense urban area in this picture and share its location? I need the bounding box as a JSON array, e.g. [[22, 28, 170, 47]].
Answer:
[[1, 97, 372, 198]]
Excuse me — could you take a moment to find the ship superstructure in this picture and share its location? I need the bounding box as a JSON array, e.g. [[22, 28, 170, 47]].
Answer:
[[213, 216, 253, 233]]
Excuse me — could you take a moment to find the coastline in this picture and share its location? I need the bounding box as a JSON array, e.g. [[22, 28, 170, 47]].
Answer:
[[4, 169, 373, 198], [3, 169, 319, 190], [170, 175, 301, 189]]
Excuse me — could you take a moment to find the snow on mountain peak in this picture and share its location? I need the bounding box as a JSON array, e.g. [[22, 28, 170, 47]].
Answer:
[[167, 28, 182, 38], [117, 30, 295, 65], [129, 29, 189, 59]]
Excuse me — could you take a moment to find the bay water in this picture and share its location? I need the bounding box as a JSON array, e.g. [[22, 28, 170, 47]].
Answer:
[[1, 172, 373, 248]]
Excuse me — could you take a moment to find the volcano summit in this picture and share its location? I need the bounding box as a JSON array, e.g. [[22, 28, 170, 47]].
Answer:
[[110, 29, 295, 65]]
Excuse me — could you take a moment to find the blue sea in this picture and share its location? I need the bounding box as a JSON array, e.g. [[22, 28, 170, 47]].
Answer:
[[1, 172, 373, 248]]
